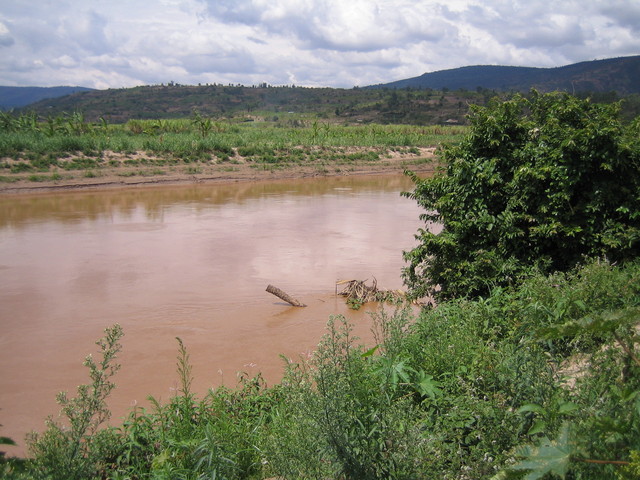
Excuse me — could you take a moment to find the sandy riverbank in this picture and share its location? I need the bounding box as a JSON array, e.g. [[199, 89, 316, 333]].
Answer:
[[0, 147, 438, 195]]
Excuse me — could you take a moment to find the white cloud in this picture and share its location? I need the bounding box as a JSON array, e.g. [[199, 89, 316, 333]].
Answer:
[[58, 11, 111, 55], [0, 21, 14, 47], [205, 0, 454, 52], [0, 0, 637, 89], [50, 55, 78, 68]]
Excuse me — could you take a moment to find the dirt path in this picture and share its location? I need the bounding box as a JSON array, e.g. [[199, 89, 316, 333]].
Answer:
[[0, 147, 437, 195]]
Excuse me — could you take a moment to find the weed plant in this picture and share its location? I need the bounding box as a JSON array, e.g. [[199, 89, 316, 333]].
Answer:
[[26, 324, 124, 480], [268, 315, 430, 479]]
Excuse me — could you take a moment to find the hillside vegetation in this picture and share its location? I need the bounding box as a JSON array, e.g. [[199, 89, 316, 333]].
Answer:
[[4, 56, 638, 125], [17, 84, 488, 125], [14, 83, 640, 130], [1, 92, 639, 479]]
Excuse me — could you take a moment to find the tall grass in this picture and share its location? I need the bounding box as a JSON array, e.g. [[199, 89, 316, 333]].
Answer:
[[0, 112, 465, 159], [1, 114, 460, 179]]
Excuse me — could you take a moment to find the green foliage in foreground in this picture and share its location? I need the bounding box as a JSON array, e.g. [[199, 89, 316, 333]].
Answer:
[[403, 91, 640, 301], [2, 260, 639, 479]]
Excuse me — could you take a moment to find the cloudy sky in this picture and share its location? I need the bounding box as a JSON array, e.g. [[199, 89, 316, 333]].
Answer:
[[0, 0, 638, 90]]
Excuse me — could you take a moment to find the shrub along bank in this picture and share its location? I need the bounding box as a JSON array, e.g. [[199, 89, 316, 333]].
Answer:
[[402, 91, 640, 302]]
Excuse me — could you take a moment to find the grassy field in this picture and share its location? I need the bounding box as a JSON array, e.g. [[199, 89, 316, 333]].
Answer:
[[0, 112, 465, 187]]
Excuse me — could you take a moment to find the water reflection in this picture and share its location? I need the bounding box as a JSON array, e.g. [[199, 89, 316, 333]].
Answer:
[[0, 175, 413, 229]]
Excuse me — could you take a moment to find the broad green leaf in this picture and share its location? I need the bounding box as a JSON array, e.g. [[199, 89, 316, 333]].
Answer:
[[151, 449, 171, 469], [557, 402, 579, 415], [415, 371, 443, 399], [511, 424, 573, 480], [0, 436, 16, 446], [361, 345, 379, 358], [527, 420, 547, 436], [517, 403, 546, 415], [537, 307, 640, 340]]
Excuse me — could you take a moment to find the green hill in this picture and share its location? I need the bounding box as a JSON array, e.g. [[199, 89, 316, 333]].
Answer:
[[16, 83, 488, 125], [8, 56, 640, 125]]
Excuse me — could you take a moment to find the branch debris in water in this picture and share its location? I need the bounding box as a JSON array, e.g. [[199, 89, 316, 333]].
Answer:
[[336, 278, 406, 307]]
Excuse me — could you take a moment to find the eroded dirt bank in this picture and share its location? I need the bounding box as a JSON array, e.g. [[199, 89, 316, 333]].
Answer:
[[0, 147, 437, 195]]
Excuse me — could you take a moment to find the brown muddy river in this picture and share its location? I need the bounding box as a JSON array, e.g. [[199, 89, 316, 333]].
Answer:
[[0, 175, 423, 456]]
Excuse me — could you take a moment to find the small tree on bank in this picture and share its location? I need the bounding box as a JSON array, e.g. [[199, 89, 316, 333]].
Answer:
[[403, 91, 640, 301]]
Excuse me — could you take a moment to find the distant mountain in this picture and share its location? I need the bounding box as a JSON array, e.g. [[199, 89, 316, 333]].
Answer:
[[367, 56, 640, 95], [0, 86, 94, 110]]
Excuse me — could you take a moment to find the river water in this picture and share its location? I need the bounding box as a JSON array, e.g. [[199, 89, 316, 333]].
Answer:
[[0, 174, 424, 456]]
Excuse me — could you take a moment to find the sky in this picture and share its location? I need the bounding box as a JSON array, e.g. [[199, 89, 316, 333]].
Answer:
[[0, 0, 639, 90]]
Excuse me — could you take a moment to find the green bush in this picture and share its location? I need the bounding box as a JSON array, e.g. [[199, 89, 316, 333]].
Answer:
[[403, 260, 640, 479], [266, 315, 429, 479], [403, 91, 640, 301]]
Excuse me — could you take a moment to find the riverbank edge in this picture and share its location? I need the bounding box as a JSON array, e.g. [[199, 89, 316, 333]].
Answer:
[[0, 150, 438, 195]]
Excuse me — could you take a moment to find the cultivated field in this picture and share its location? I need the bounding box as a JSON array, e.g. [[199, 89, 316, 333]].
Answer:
[[0, 113, 464, 193]]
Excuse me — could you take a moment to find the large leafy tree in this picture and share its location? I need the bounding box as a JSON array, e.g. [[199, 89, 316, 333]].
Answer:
[[403, 91, 640, 301]]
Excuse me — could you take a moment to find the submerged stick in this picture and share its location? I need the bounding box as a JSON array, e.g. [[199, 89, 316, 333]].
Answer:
[[266, 284, 307, 307]]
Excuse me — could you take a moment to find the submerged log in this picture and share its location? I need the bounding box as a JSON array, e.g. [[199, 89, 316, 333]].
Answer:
[[266, 284, 307, 307]]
